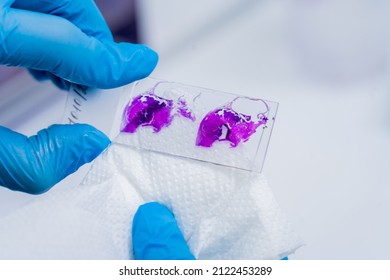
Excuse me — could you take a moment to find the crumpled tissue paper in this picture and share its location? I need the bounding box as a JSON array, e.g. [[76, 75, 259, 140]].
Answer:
[[0, 136, 302, 259]]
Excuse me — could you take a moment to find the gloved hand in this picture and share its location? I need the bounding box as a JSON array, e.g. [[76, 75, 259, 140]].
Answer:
[[0, 124, 110, 194], [132, 202, 196, 260], [0, 0, 158, 89], [0, 1, 158, 194]]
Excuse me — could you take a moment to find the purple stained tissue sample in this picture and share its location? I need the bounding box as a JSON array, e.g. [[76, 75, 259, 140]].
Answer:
[[121, 82, 195, 133], [196, 98, 269, 148], [176, 96, 196, 121]]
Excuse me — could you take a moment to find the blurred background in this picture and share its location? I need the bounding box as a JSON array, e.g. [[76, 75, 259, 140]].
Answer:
[[1, 0, 390, 259]]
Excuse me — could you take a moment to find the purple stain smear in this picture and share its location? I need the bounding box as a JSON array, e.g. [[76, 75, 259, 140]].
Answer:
[[121, 82, 196, 133], [121, 94, 173, 133], [176, 96, 196, 121], [196, 97, 269, 148]]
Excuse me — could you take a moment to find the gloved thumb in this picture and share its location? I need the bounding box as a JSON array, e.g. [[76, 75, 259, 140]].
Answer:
[[132, 202, 196, 260], [0, 124, 110, 194]]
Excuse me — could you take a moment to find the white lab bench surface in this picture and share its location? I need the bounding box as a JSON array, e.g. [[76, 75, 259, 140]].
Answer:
[[1, 0, 389, 259]]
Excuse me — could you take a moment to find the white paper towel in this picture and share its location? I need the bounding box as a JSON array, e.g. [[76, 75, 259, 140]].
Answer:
[[0, 139, 302, 259]]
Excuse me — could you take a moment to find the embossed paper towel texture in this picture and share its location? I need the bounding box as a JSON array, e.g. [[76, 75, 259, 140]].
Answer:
[[0, 141, 302, 259]]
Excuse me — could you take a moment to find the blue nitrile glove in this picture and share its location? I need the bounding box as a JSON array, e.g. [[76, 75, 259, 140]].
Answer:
[[0, 0, 158, 89], [132, 202, 196, 260], [0, 124, 110, 194]]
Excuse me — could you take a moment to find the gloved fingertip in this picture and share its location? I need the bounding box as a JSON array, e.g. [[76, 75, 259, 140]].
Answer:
[[137, 202, 170, 216], [97, 43, 159, 89], [44, 124, 110, 183], [70, 123, 111, 152], [135, 44, 159, 78], [132, 202, 195, 260]]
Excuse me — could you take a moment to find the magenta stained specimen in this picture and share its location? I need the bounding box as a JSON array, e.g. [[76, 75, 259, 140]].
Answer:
[[196, 98, 269, 148], [121, 94, 173, 133], [177, 96, 196, 121], [121, 83, 195, 133]]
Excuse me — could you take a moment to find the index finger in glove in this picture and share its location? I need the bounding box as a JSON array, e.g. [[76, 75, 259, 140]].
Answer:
[[0, 8, 158, 88], [10, 0, 113, 41]]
